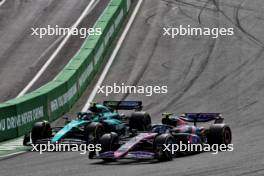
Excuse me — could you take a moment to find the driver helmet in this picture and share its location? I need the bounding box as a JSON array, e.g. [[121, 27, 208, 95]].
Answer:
[[89, 103, 99, 113], [81, 110, 94, 120]]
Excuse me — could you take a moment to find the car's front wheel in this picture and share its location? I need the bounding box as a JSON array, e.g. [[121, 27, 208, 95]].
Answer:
[[31, 120, 52, 144], [153, 134, 175, 162], [85, 122, 104, 143], [98, 132, 119, 162]]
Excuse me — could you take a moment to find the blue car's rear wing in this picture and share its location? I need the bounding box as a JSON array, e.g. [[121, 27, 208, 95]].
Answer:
[[180, 113, 223, 125], [103, 101, 142, 111]]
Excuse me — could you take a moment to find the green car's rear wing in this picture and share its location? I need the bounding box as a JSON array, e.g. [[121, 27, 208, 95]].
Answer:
[[103, 101, 142, 111]]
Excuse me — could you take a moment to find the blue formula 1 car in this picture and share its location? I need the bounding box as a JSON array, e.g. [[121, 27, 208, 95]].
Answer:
[[90, 113, 232, 162], [23, 101, 152, 145]]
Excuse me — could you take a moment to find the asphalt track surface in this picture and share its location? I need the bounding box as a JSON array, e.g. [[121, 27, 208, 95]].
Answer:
[[0, 0, 108, 102], [1, 0, 264, 176]]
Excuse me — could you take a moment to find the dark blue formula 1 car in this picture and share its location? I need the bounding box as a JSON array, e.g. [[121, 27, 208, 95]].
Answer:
[[23, 101, 152, 145], [89, 113, 232, 162]]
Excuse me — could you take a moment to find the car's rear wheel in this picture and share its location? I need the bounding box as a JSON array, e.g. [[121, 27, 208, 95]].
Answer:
[[129, 112, 152, 131], [31, 121, 52, 144], [153, 134, 175, 161], [207, 124, 232, 145]]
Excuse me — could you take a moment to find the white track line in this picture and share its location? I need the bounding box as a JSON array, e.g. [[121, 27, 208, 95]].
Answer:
[[0, 0, 6, 7], [82, 0, 144, 112], [17, 0, 99, 97], [0, 151, 27, 160]]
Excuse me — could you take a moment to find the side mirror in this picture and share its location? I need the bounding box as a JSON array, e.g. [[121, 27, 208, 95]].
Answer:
[[120, 114, 127, 120], [162, 112, 173, 119], [63, 116, 70, 124]]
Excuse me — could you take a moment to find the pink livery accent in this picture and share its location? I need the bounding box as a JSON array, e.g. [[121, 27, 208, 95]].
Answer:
[[114, 133, 157, 158]]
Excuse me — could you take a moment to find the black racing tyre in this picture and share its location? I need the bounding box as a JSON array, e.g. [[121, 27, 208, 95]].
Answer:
[[85, 122, 104, 143], [99, 132, 119, 162], [153, 134, 175, 162], [207, 124, 232, 145], [31, 121, 52, 143], [129, 112, 152, 131]]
